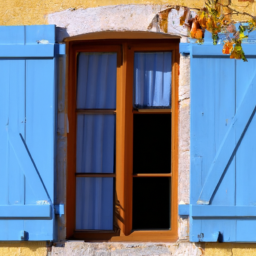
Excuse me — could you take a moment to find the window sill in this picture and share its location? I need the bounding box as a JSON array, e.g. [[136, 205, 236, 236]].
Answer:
[[72, 230, 178, 242]]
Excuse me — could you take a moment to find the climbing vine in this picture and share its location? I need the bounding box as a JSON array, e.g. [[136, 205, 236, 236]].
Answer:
[[179, 0, 256, 61]]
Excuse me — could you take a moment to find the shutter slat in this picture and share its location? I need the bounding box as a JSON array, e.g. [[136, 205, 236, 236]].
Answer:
[[8, 60, 25, 206], [192, 206, 256, 217], [0, 205, 51, 218], [26, 58, 55, 203], [236, 60, 256, 242], [0, 45, 54, 58]]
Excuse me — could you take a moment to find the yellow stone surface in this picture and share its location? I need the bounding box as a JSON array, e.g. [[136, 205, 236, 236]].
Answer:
[[0, 0, 203, 25], [0, 0, 255, 25], [205, 243, 256, 256], [0, 242, 47, 256]]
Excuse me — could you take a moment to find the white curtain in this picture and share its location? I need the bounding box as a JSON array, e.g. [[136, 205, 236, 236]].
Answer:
[[133, 52, 172, 108], [77, 52, 117, 109], [76, 177, 113, 230], [76, 114, 115, 173]]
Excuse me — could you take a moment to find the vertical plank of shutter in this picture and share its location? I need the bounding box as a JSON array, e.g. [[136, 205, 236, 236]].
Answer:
[[0, 60, 11, 206], [8, 60, 25, 206], [25, 58, 55, 239], [236, 60, 256, 242], [0, 60, 11, 240], [203, 58, 236, 242], [190, 55, 236, 241], [210, 58, 236, 207], [191, 56, 216, 241], [0, 25, 26, 240]]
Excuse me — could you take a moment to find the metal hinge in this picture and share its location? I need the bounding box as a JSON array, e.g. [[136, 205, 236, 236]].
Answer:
[[54, 204, 64, 217]]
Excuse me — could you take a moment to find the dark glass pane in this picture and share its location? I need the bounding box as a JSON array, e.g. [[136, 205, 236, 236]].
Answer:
[[133, 114, 171, 174], [76, 177, 114, 230], [133, 178, 170, 230], [133, 52, 172, 109], [76, 114, 115, 173], [77, 52, 117, 109]]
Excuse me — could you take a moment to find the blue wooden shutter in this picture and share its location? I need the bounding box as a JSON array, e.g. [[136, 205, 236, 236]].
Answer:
[[179, 39, 256, 242], [0, 25, 64, 241]]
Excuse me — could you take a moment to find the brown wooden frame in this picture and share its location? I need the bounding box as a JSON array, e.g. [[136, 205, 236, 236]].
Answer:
[[67, 39, 179, 242]]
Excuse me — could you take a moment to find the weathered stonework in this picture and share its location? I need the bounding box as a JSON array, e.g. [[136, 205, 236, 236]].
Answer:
[[51, 241, 204, 256], [178, 55, 190, 205], [48, 4, 193, 42]]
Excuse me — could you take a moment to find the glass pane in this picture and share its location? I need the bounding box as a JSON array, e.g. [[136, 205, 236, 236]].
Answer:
[[77, 52, 117, 109], [76, 114, 115, 173], [76, 177, 114, 230], [133, 114, 171, 174], [133, 52, 172, 109], [133, 177, 170, 230]]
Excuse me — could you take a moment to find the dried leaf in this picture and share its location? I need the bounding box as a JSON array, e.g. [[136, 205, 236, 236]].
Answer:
[[230, 40, 248, 62], [195, 29, 203, 39], [190, 18, 200, 38], [222, 42, 233, 54], [198, 11, 207, 28]]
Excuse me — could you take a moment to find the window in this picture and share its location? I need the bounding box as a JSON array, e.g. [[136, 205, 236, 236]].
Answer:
[[67, 38, 179, 241]]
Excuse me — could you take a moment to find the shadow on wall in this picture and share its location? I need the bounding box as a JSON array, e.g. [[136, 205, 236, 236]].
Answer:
[[56, 27, 70, 42]]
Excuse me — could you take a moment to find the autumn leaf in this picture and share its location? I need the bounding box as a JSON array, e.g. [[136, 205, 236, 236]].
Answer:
[[222, 42, 233, 54], [230, 40, 248, 62], [239, 25, 249, 41], [206, 17, 221, 35], [190, 18, 201, 38], [198, 11, 207, 28], [195, 29, 203, 39]]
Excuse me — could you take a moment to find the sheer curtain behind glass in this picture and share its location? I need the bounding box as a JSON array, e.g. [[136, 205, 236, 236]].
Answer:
[[77, 53, 117, 109], [76, 115, 115, 174], [76, 52, 117, 230], [133, 52, 172, 108]]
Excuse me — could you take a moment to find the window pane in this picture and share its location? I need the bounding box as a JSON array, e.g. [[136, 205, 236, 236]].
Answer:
[[133, 52, 172, 109], [77, 114, 115, 173], [133, 114, 171, 174], [76, 177, 114, 230], [77, 52, 117, 109], [133, 178, 170, 230]]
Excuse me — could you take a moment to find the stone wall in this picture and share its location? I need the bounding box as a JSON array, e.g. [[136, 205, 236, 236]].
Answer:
[[51, 241, 204, 256]]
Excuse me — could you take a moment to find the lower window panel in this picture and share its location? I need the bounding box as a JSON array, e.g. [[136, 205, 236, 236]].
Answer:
[[76, 177, 114, 230], [132, 177, 171, 230]]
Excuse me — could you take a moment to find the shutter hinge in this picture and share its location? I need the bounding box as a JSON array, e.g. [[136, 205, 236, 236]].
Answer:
[[178, 203, 190, 217], [54, 204, 64, 217], [20, 230, 28, 241]]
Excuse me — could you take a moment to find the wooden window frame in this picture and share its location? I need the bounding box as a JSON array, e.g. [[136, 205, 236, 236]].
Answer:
[[67, 39, 179, 242]]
